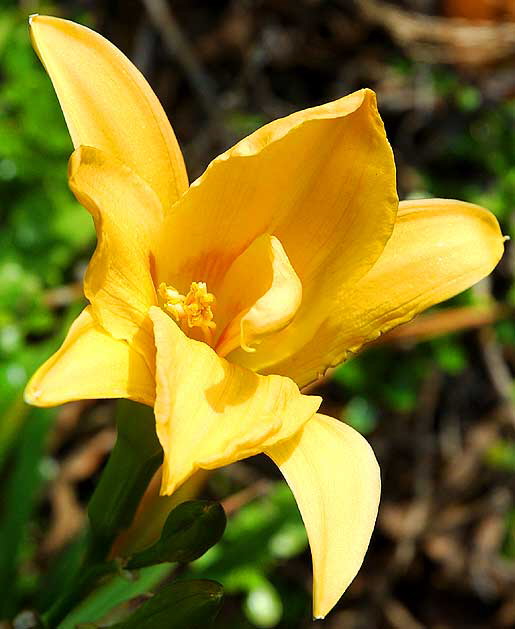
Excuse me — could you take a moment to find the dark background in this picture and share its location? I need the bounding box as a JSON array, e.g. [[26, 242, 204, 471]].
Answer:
[[1, 1, 515, 627]]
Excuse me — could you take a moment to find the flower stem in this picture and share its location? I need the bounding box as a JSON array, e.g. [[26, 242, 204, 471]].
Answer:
[[42, 401, 162, 628], [41, 545, 113, 628]]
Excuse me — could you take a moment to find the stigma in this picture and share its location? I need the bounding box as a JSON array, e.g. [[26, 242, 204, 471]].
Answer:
[[159, 281, 216, 341]]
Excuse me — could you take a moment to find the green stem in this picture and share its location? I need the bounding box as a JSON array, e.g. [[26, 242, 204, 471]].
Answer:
[[42, 401, 162, 628], [41, 542, 113, 628]]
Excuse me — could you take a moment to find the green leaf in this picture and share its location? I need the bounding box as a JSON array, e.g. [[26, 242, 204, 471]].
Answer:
[[59, 565, 171, 629], [0, 393, 28, 472], [0, 406, 55, 619], [107, 579, 223, 629], [128, 501, 226, 569], [35, 534, 88, 612]]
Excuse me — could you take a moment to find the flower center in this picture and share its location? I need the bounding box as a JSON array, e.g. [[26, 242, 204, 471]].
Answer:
[[159, 281, 216, 342]]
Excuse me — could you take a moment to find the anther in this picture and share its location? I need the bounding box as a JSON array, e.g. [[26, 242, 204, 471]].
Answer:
[[159, 281, 216, 341]]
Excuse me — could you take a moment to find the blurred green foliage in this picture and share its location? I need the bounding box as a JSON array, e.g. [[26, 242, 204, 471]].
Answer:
[[0, 7, 93, 413], [486, 439, 515, 472], [190, 483, 309, 628], [334, 334, 469, 417]]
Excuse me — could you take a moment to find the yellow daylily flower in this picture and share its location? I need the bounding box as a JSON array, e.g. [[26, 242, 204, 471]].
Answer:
[[24, 15, 505, 619]]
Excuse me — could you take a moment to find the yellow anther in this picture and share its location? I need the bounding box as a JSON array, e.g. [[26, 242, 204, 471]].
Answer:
[[159, 281, 216, 340]]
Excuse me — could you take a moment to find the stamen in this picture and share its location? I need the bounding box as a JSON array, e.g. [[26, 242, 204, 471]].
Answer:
[[159, 281, 216, 339]]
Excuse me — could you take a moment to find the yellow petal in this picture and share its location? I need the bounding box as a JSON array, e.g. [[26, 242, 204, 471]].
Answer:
[[215, 234, 302, 357], [257, 198, 505, 385], [29, 14, 188, 209], [157, 89, 397, 299], [25, 307, 155, 408], [266, 414, 380, 619], [150, 307, 320, 495], [69, 146, 159, 354]]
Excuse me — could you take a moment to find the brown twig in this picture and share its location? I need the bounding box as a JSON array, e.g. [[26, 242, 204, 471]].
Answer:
[[375, 304, 510, 346], [141, 0, 224, 130], [222, 479, 271, 516], [479, 325, 515, 429], [358, 0, 515, 65]]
